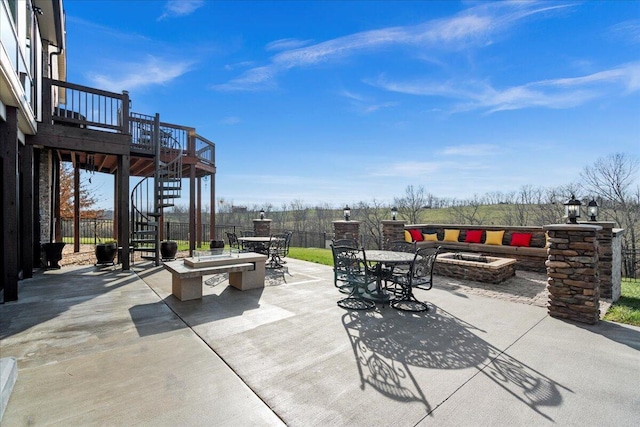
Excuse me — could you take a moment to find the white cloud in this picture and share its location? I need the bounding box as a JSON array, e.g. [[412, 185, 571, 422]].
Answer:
[[220, 116, 241, 125], [158, 0, 205, 21], [212, 1, 572, 91], [608, 19, 640, 44], [87, 56, 193, 92], [441, 144, 499, 156], [266, 38, 313, 52], [370, 62, 640, 113]]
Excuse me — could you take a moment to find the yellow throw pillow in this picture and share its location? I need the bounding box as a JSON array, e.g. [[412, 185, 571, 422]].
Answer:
[[423, 233, 438, 242], [404, 230, 412, 243], [443, 229, 460, 242], [485, 230, 504, 245]]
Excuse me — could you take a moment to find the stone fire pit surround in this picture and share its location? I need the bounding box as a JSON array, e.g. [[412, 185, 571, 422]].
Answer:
[[434, 252, 517, 284]]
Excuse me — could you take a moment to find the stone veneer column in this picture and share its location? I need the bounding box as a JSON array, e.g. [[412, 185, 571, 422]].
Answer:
[[333, 220, 360, 243], [544, 223, 602, 325], [253, 219, 271, 237], [381, 220, 407, 249], [582, 222, 615, 300]]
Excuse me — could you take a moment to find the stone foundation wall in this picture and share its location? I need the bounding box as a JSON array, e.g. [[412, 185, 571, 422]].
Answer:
[[544, 224, 601, 325], [433, 260, 516, 284]]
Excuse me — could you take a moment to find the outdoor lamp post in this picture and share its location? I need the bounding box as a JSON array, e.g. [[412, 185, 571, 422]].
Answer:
[[344, 205, 351, 221], [259, 208, 265, 220], [564, 194, 582, 224], [391, 206, 398, 220], [587, 198, 599, 221]]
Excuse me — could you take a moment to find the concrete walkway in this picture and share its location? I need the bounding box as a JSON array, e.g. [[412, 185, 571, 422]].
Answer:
[[1, 259, 639, 426]]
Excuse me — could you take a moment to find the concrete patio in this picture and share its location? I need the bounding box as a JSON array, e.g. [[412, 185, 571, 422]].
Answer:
[[1, 258, 639, 426]]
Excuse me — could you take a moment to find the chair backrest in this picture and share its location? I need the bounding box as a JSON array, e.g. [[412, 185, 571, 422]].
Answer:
[[226, 232, 239, 249], [409, 246, 441, 290], [332, 238, 358, 249], [330, 244, 364, 276], [388, 240, 416, 253], [241, 230, 255, 237]]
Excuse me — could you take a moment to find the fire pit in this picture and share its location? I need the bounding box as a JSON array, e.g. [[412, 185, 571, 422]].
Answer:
[[434, 252, 517, 284]]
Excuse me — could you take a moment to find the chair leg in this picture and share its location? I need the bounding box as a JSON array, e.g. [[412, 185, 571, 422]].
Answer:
[[389, 285, 429, 312], [337, 282, 375, 310]]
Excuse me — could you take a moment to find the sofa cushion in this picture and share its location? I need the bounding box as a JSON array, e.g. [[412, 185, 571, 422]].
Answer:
[[510, 232, 532, 247], [464, 229, 483, 243], [443, 229, 460, 242], [484, 230, 504, 245], [408, 229, 424, 242], [423, 233, 438, 241], [404, 230, 412, 243]]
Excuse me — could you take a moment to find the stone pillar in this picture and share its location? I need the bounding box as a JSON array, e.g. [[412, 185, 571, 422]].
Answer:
[[253, 219, 271, 237], [333, 220, 360, 243], [381, 220, 407, 249], [611, 229, 625, 302], [581, 222, 615, 300], [544, 224, 602, 325]]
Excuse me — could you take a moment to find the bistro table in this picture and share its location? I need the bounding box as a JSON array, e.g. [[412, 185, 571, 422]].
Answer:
[[361, 250, 417, 304], [237, 236, 271, 253], [238, 236, 284, 267]]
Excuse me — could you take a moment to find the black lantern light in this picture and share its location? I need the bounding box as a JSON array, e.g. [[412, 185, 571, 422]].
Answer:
[[587, 198, 599, 221], [259, 208, 265, 220], [391, 206, 398, 221], [564, 194, 582, 224], [344, 205, 351, 221]]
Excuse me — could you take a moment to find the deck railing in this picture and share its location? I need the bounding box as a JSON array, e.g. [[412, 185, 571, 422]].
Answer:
[[43, 78, 214, 164]]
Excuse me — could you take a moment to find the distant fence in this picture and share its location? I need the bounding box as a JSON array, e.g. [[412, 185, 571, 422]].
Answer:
[[622, 250, 638, 279], [60, 219, 332, 249]]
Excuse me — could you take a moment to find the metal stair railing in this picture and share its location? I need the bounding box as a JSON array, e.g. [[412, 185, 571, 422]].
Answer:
[[129, 114, 184, 265]]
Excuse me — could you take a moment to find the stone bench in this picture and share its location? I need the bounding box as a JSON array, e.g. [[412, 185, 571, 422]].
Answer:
[[405, 224, 548, 273], [163, 252, 268, 301]]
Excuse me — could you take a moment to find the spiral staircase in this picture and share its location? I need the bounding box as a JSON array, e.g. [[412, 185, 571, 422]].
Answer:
[[130, 115, 183, 265]]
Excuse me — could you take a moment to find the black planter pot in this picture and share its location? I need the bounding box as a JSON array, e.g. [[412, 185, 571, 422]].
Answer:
[[95, 243, 118, 266], [161, 241, 178, 261], [41, 242, 66, 269], [210, 240, 225, 249]]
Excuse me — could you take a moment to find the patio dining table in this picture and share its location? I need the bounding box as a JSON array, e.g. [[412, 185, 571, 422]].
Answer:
[[361, 250, 418, 304], [238, 236, 284, 267]]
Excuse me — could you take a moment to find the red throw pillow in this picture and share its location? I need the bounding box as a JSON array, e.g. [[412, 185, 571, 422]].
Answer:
[[510, 233, 532, 247], [408, 229, 424, 242], [464, 229, 483, 243]]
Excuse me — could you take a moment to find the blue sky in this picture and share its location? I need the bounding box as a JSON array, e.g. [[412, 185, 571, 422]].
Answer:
[[63, 0, 640, 211]]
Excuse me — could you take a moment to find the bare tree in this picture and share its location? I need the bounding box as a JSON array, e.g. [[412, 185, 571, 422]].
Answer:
[[581, 153, 639, 276], [394, 185, 428, 224], [355, 199, 388, 249]]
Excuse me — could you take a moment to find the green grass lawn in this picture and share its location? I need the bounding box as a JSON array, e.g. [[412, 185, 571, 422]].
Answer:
[[288, 247, 333, 266], [604, 278, 640, 326]]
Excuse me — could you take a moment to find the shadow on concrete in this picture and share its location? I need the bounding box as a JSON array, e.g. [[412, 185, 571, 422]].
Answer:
[[343, 305, 571, 422], [0, 266, 139, 340], [573, 319, 640, 351]]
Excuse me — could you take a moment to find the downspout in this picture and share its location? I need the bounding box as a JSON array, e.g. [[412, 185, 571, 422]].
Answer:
[[48, 0, 65, 79]]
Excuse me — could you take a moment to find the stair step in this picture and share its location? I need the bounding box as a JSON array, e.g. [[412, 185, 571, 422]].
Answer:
[[131, 239, 156, 244], [132, 230, 156, 236]]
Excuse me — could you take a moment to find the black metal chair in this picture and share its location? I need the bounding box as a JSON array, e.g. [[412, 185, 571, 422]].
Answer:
[[383, 240, 417, 296], [332, 237, 359, 248], [226, 231, 242, 251], [266, 234, 287, 269], [331, 244, 376, 310], [275, 231, 293, 263], [387, 246, 440, 312]]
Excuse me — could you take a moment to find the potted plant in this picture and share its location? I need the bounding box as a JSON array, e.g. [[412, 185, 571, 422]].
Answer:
[[95, 241, 118, 266], [41, 242, 66, 269], [160, 240, 178, 260], [209, 239, 225, 254]]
